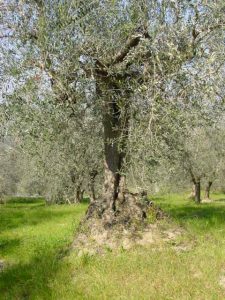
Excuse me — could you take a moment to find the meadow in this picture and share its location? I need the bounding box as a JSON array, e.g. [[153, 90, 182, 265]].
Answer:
[[0, 194, 225, 300]]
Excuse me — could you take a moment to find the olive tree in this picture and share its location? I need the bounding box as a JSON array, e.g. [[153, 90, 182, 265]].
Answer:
[[2, 1, 225, 229]]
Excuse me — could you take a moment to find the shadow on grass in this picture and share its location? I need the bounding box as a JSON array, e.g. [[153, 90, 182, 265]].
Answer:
[[214, 198, 225, 202], [0, 237, 21, 255], [162, 204, 225, 228], [0, 248, 70, 299], [0, 198, 87, 235], [82, 197, 90, 204], [5, 197, 44, 204], [0, 209, 77, 233]]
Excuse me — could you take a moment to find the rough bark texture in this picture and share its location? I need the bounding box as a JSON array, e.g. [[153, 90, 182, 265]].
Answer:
[[82, 30, 158, 236], [85, 95, 153, 230]]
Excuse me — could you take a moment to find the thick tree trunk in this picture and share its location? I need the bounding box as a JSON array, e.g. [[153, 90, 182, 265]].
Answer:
[[86, 91, 149, 227], [86, 92, 153, 230], [102, 99, 126, 212], [195, 179, 201, 204], [204, 181, 213, 200], [84, 77, 157, 232]]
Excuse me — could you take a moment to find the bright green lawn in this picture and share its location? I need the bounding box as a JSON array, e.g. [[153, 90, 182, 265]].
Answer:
[[0, 194, 225, 300]]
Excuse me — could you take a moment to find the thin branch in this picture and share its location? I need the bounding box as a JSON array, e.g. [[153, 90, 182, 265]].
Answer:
[[108, 31, 151, 66]]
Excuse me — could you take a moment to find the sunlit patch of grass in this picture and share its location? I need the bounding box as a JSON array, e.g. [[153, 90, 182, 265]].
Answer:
[[0, 194, 225, 299]]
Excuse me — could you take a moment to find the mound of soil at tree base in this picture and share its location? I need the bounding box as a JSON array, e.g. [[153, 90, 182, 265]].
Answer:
[[73, 192, 177, 253]]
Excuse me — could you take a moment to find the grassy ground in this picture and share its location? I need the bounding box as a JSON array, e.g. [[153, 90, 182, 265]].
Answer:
[[0, 194, 225, 300]]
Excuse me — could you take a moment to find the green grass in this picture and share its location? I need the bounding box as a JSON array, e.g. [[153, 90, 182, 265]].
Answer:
[[0, 194, 225, 299]]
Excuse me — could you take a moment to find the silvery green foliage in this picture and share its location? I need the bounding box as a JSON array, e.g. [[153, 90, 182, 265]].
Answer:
[[0, 140, 22, 199], [3, 88, 103, 203], [181, 125, 225, 188], [1, 0, 225, 197]]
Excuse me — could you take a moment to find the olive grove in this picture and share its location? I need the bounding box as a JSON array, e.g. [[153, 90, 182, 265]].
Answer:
[[0, 0, 225, 230]]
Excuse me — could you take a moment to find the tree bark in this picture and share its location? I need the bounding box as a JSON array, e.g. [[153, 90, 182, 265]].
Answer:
[[204, 181, 213, 200], [102, 98, 126, 212], [189, 168, 201, 203], [195, 178, 201, 204], [75, 185, 84, 203], [85, 86, 146, 226]]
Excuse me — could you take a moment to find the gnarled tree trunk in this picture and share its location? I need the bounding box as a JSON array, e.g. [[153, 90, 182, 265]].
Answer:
[[86, 92, 148, 227], [84, 30, 153, 228], [204, 181, 213, 200], [102, 99, 125, 211]]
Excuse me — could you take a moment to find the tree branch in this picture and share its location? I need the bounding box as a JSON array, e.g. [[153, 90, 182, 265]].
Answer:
[[108, 31, 151, 66]]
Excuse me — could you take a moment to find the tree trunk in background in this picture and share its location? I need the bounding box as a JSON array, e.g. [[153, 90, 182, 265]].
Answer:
[[75, 185, 84, 203], [89, 170, 98, 202], [195, 179, 201, 203], [189, 169, 201, 203], [204, 181, 213, 200]]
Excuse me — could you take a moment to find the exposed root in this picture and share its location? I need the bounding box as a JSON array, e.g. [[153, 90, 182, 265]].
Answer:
[[85, 191, 165, 228], [73, 192, 168, 253]]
